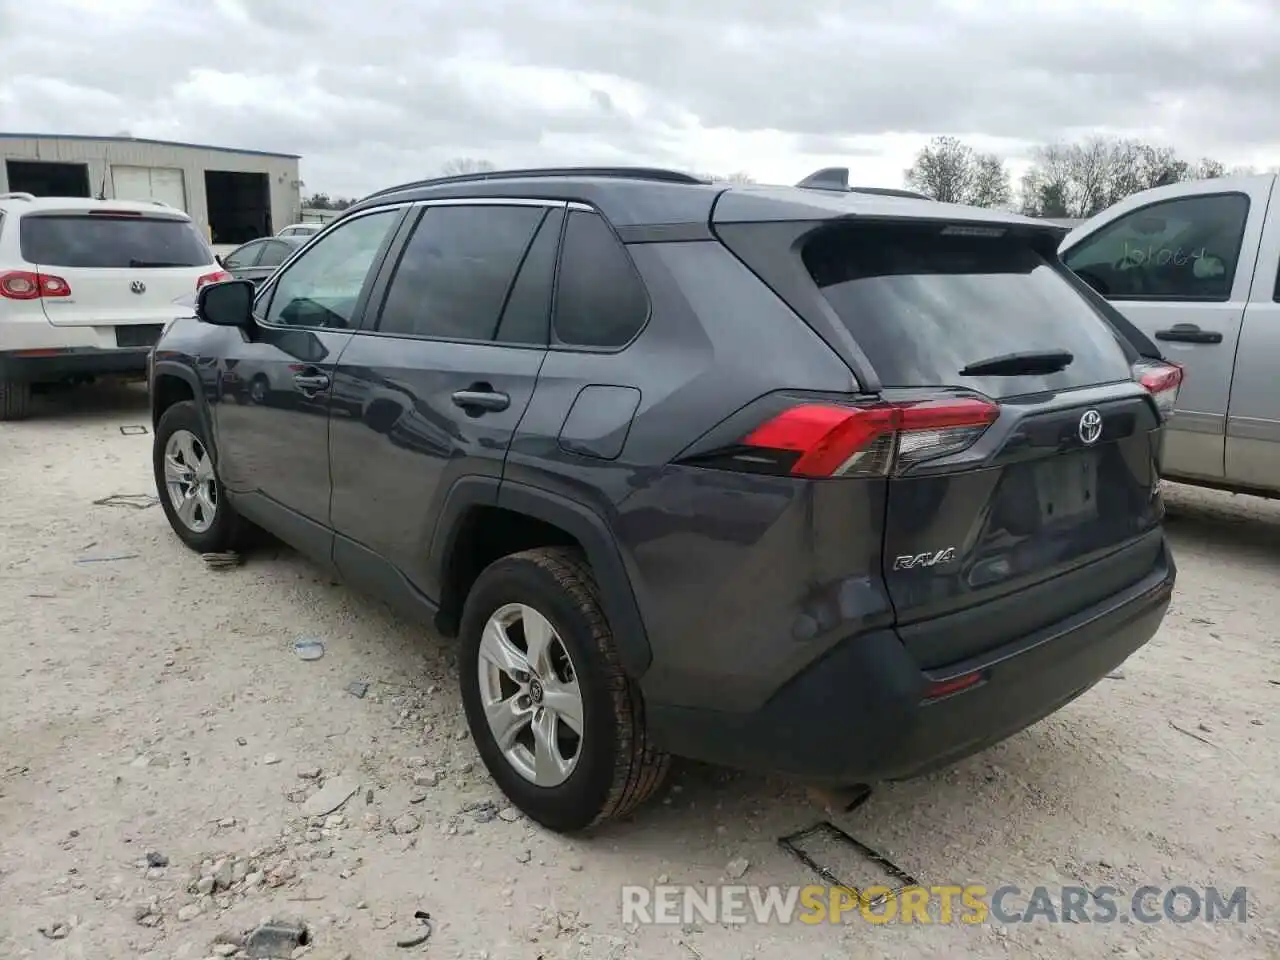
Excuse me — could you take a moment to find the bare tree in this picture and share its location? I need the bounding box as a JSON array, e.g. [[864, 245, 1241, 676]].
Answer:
[[971, 154, 1013, 208], [1190, 158, 1227, 179], [904, 136, 1010, 207], [1020, 138, 1230, 218], [440, 157, 497, 176]]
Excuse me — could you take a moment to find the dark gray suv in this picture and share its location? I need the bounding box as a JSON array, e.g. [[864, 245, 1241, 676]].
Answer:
[[148, 167, 1181, 833]]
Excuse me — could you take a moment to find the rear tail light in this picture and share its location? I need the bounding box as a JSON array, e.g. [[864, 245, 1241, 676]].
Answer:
[[0, 270, 72, 300], [1133, 359, 1183, 419], [197, 270, 232, 290], [708, 396, 1000, 478]]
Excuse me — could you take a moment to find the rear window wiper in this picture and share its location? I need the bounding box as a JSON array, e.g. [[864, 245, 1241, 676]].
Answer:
[[959, 349, 1074, 377], [128, 259, 191, 268]]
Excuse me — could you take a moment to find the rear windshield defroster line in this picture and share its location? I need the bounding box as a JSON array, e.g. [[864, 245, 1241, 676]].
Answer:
[[20, 215, 213, 269], [802, 222, 1135, 399]]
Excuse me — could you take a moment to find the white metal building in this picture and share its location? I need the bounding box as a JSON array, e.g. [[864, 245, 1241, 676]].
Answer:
[[0, 133, 301, 245]]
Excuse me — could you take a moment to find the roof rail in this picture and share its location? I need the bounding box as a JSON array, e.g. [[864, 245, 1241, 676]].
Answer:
[[360, 166, 710, 202], [0, 191, 36, 202], [848, 186, 932, 200]]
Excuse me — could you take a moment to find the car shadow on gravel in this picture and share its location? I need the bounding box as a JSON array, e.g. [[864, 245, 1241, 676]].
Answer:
[[1163, 483, 1280, 568], [24, 377, 150, 421]]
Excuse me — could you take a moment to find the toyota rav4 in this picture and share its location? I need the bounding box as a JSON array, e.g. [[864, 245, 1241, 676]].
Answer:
[[148, 166, 1180, 833]]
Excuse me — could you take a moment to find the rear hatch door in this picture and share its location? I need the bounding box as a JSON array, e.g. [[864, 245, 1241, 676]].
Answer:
[[20, 209, 217, 327], [801, 220, 1167, 668]]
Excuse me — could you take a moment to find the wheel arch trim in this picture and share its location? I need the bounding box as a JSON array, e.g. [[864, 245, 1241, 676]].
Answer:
[[429, 477, 653, 678]]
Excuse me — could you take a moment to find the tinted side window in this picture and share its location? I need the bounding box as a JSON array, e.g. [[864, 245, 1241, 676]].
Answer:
[[376, 204, 544, 341], [1063, 193, 1250, 301], [224, 241, 264, 270], [257, 240, 293, 268], [262, 209, 399, 330], [553, 211, 649, 348], [494, 208, 563, 345]]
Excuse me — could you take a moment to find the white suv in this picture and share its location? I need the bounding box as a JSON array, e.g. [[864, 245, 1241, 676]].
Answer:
[[0, 192, 229, 419]]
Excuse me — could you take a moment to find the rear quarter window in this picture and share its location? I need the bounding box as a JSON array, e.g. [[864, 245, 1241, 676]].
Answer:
[[20, 214, 213, 269], [553, 210, 649, 349], [804, 223, 1135, 398]]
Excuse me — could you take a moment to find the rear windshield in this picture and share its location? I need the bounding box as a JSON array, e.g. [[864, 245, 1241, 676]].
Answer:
[[20, 214, 213, 269], [803, 224, 1134, 397]]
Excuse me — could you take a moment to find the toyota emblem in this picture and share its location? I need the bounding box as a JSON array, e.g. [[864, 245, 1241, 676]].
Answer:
[[1078, 409, 1103, 445], [130, 280, 146, 295]]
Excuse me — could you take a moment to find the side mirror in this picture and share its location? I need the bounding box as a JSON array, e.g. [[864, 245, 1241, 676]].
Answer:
[[196, 279, 256, 328]]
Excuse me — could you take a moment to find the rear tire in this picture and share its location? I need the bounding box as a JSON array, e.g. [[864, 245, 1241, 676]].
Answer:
[[153, 401, 245, 553], [458, 547, 670, 832], [0, 377, 31, 421]]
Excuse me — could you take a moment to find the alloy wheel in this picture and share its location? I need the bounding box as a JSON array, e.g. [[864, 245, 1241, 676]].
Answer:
[[476, 603, 584, 786], [163, 429, 218, 534]]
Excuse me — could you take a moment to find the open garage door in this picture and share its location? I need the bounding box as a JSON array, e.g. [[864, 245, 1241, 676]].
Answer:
[[111, 165, 188, 211]]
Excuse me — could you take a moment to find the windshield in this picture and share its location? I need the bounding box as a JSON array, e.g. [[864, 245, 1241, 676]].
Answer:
[[803, 223, 1134, 398], [21, 214, 214, 269]]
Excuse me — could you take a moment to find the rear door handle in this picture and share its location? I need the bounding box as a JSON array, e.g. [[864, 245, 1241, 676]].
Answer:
[[451, 388, 510, 413], [1155, 324, 1223, 344], [294, 372, 331, 391]]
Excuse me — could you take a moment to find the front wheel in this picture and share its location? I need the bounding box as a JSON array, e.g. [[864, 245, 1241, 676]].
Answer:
[[153, 401, 244, 553], [458, 547, 670, 832]]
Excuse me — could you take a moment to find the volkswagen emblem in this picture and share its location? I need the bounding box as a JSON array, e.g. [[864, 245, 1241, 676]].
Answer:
[[1078, 409, 1103, 445], [130, 280, 147, 295]]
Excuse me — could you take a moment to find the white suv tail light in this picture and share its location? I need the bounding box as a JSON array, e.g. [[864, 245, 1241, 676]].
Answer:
[[1133, 359, 1183, 419]]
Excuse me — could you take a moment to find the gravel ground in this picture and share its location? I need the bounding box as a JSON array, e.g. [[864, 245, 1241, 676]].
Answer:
[[1, 381, 1277, 960]]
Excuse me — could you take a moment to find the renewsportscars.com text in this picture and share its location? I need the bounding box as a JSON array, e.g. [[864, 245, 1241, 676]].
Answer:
[[621, 884, 1249, 926]]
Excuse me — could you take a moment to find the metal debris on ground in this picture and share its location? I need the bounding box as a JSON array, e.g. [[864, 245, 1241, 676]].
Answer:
[[119, 425, 149, 435], [75, 554, 140, 564], [244, 918, 310, 958], [37, 919, 72, 940], [1169, 720, 1216, 747], [93, 493, 160, 510], [778, 820, 918, 909], [346, 680, 370, 699], [202, 551, 243, 570], [394, 910, 433, 948], [294, 638, 325, 661]]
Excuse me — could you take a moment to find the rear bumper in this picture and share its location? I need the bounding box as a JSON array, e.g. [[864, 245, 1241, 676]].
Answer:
[[647, 540, 1175, 783], [0, 347, 151, 382]]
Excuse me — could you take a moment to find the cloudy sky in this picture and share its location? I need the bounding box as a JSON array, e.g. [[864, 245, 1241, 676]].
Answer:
[[1, 0, 1277, 198]]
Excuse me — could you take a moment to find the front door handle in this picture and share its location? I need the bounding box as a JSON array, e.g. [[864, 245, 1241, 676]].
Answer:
[[294, 372, 331, 392], [451, 387, 510, 413], [1155, 324, 1223, 344]]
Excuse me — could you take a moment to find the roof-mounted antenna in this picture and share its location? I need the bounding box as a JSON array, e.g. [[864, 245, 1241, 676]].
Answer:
[[795, 167, 850, 192]]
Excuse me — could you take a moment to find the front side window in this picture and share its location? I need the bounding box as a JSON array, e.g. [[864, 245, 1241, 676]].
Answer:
[[262, 209, 399, 329], [256, 240, 294, 268], [375, 204, 545, 341], [1063, 193, 1250, 301], [224, 241, 264, 270]]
